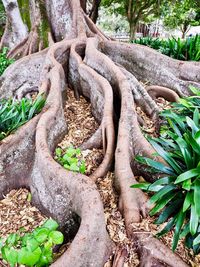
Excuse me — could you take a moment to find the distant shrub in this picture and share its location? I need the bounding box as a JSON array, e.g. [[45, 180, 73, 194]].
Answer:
[[133, 35, 200, 61]]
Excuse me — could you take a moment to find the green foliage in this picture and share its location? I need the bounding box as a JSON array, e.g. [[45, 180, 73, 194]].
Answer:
[[101, 0, 165, 19], [0, 0, 5, 38], [134, 36, 163, 49], [133, 35, 200, 61], [0, 94, 46, 141], [132, 89, 200, 252], [0, 47, 15, 76], [160, 86, 200, 125], [0, 219, 64, 267], [55, 146, 86, 174], [101, 0, 168, 39], [97, 3, 129, 34], [162, 0, 200, 37]]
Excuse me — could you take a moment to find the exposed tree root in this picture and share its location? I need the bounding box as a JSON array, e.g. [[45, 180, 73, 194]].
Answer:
[[0, 40, 112, 267], [101, 41, 200, 96], [1, 0, 200, 266], [133, 232, 188, 267], [112, 246, 127, 267], [146, 85, 180, 102], [80, 126, 103, 150]]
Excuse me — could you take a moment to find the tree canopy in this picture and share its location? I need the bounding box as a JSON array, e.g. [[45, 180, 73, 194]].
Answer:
[[100, 0, 200, 39], [162, 0, 200, 38], [101, 0, 166, 39]]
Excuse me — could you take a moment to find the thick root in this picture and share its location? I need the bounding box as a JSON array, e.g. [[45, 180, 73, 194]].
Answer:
[[0, 6, 196, 264]]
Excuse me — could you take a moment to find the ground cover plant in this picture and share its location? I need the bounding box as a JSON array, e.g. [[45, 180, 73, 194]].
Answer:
[[0, 94, 45, 141], [133, 35, 200, 61], [0, 47, 14, 76], [55, 146, 86, 174], [0, 219, 64, 267], [132, 88, 200, 253]]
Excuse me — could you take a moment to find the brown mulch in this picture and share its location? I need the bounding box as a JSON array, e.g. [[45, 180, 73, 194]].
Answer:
[[136, 97, 172, 136], [58, 89, 103, 175], [98, 173, 200, 267], [60, 90, 99, 147], [0, 189, 46, 266], [0, 189, 46, 237], [97, 172, 140, 267], [132, 216, 200, 267], [82, 148, 104, 176]]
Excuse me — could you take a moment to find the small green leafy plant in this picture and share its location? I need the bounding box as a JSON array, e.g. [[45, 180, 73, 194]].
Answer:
[[132, 93, 200, 253], [0, 47, 15, 76], [0, 219, 64, 267], [55, 146, 86, 174], [0, 94, 46, 141]]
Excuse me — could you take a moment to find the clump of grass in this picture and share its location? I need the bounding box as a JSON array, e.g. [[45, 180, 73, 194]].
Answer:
[[0, 94, 46, 141]]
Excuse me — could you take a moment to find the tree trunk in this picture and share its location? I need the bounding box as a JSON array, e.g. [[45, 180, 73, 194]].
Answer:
[[80, 0, 87, 12], [181, 28, 187, 39], [0, 0, 28, 49], [0, 0, 200, 266], [129, 19, 138, 40], [89, 0, 101, 23], [181, 22, 189, 39]]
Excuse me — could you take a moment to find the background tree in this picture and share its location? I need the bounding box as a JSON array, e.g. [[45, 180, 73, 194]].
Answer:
[[162, 0, 200, 38], [101, 0, 166, 40], [89, 0, 101, 23], [82, 0, 102, 23], [97, 3, 129, 34]]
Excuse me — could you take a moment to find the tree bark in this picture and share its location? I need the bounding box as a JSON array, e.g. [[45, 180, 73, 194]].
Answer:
[[0, 0, 199, 266], [80, 0, 87, 12], [129, 19, 138, 40], [89, 0, 101, 23], [0, 0, 28, 49], [181, 22, 190, 39]]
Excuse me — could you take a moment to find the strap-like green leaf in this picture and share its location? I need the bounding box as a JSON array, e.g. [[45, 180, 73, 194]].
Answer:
[[149, 191, 176, 216], [193, 234, 200, 246], [190, 204, 199, 236], [194, 179, 200, 216], [155, 198, 182, 224], [183, 191, 193, 212], [172, 209, 186, 251], [149, 139, 182, 174], [149, 184, 176, 205], [175, 168, 200, 184]]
